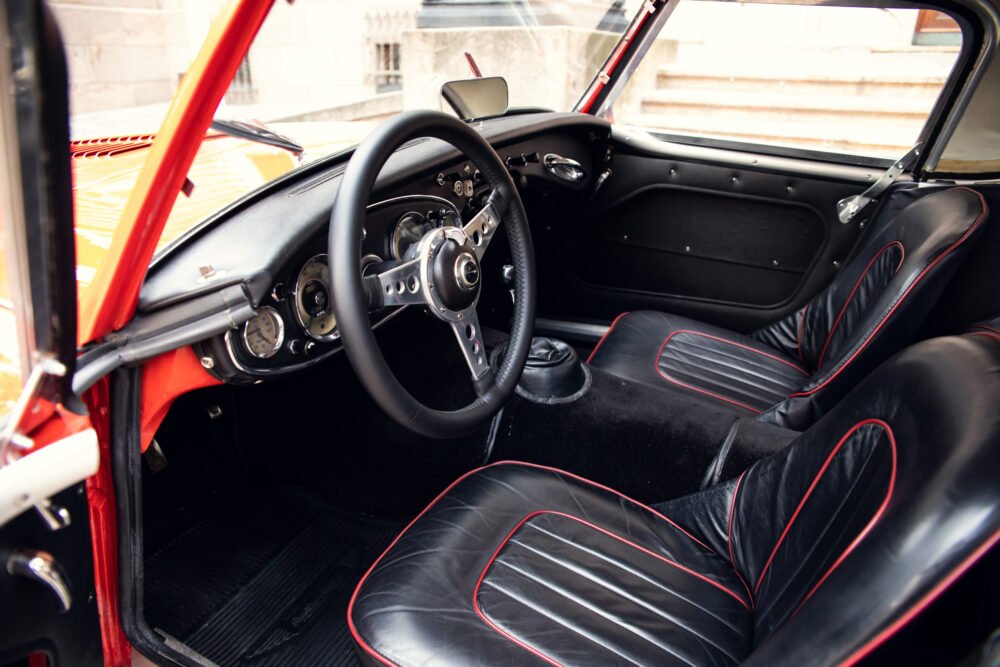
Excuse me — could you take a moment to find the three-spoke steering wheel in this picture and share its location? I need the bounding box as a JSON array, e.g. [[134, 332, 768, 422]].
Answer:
[[329, 111, 536, 438]]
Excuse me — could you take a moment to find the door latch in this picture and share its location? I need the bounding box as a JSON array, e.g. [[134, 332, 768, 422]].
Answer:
[[6, 548, 72, 613]]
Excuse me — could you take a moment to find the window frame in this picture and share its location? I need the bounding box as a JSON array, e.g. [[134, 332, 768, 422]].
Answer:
[[581, 0, 981, 170]]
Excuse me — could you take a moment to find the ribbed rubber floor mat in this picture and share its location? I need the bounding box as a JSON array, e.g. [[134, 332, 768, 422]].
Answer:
[[145, 485, 400, 666]]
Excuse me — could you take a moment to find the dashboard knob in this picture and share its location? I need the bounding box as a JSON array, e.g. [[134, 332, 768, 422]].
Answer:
[[287, 339, 304, 355]]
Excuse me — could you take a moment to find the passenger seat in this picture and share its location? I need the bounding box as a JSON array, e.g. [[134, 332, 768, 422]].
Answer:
[[588, 187, 988, 429]]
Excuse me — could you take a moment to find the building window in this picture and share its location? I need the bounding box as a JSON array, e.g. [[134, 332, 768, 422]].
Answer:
[[374, 42, 402, 92], [226, 55, 256, 105]]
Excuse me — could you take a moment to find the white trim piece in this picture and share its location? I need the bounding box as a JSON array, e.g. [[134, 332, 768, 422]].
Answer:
[[0, 429, 99, 528]]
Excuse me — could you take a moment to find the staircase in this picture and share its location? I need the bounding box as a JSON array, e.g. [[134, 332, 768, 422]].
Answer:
[[629, 47, 957, 157]]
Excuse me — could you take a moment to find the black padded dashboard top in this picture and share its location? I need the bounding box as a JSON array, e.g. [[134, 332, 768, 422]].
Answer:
[[138, 112, 610, 315]]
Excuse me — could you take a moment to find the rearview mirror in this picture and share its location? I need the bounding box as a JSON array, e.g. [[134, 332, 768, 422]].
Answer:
[[441, 77, 509, 121]]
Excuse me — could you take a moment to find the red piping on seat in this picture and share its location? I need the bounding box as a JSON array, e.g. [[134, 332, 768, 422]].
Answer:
[[347, 460, 713, 666], [796, 304, 809, 368], [815, 241, 905, 369], [840, 527, 1000, 667], [970, 323, 1000, 336], [728, 471, 754, 606], [654, 330, 808, 414], [472, 510, 751, 666], [753, 419, 896, 598], [796, 422, 897, 608], [586, 311, 630, 364], [790, 188, 988, 399], [969, 330, 1000, 344]]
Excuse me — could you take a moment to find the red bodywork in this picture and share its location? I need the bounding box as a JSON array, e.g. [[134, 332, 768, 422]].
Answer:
[[67, 2, 274, 662]]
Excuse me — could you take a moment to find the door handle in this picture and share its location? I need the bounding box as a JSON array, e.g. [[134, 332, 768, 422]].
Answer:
[[6, 549, 72, 613]]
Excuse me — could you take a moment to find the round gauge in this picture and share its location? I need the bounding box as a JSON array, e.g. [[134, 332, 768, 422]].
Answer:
[[294, 254, 338, 340], [241, 306, 285, 359], [392, 212, 433, 260]]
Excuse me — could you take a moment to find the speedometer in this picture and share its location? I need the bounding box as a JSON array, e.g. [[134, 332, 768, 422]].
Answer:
[[241, 306, 285, 359], [294, 254, 338, 340]]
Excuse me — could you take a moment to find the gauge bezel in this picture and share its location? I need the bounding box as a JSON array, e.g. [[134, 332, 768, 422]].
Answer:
[[391, 212, 432, 260], [293, 253, 339, 342], [241, 305, 285, 359]]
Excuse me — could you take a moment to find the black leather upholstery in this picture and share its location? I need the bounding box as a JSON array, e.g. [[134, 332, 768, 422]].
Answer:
[[968, 311, 1000, 339], [585, 311, 809, 413], [588, 187, 988, 429], [350, 334, 1000, 665]]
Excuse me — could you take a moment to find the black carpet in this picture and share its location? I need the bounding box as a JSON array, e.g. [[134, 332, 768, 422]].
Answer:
[[144, 485, 400, 666], [488, 367, 742, 503]]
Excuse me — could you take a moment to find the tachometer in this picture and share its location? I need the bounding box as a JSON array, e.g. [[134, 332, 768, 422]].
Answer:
[[241, 306, 285, 359], [294, 254, 338, 340], [392, 212, 433, 260]]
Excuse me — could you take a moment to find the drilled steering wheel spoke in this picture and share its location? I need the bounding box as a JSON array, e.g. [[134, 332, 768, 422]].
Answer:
[[450, 308, 491, 382], [374, 258, 425, 307], [463, 200, 501, 261]]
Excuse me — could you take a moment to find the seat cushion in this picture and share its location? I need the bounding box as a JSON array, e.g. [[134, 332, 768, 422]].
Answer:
[[350, 461, 753, 666], [588, 311, 809, 415]]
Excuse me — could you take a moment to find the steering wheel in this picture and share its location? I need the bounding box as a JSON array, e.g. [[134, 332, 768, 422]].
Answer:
[[329, 110, 536, 438]]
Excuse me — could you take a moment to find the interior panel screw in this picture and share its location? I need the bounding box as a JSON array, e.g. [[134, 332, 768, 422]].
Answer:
[[200, 356, 215, 370]]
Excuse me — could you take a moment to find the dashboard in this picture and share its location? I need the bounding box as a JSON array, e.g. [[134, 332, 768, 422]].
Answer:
[[135, 112, 612, 384], [222, 194, 467, 376]]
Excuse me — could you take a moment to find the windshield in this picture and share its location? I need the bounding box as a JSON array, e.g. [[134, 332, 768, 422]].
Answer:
[[65, 0, 636, 302]]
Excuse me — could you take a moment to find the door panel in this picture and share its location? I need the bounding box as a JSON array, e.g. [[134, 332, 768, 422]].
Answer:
[[0, 484, 103, 666], [577, 185, 826, 306], [0, 3, 100, 664], [542, 131, 877, 333]]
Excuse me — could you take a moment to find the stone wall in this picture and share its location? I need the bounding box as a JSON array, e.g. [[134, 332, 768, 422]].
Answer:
[[51, 0, 215, 115]]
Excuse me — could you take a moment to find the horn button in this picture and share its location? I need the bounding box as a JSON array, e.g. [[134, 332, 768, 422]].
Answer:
[[431, 238, 480, 311]]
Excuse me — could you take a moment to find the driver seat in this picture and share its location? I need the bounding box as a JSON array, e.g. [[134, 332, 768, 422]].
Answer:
[[349, 334, 1000, 666]]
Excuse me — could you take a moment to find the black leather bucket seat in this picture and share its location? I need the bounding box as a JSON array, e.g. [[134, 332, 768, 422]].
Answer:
[[588, 187, 988, 429], [349, 333, 1000, 665]]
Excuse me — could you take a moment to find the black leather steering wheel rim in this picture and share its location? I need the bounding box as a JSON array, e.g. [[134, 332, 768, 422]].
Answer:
[[329, 110, 536, 438]]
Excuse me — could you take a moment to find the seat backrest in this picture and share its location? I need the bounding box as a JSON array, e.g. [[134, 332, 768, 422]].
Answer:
[[752, 186, 987, 429], [664, 334, 1000, 664]]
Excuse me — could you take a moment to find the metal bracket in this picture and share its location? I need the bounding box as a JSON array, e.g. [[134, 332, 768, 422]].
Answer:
[[0, 354, 66, 467], [837, 143, 922, 224]]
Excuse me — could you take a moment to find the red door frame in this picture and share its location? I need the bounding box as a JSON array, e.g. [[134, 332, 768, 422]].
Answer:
[[75, 2, 275, 663]]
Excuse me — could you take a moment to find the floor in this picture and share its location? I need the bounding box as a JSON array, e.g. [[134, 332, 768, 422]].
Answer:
[[144, 484, 400, 666]]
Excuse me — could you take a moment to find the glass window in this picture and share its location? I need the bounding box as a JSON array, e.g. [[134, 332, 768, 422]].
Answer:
[[60, 0, 637, 301], [612, 1, 963, 159]]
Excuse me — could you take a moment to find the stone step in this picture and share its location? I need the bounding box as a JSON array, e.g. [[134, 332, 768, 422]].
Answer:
[[629, 113, 920, 157], [655, 68, 946, 97], [640, 88, 933, 126]]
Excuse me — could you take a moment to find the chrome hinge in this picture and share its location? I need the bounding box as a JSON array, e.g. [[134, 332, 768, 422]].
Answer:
[[837, 143, 922, 224], [0, 354, 67, 467]]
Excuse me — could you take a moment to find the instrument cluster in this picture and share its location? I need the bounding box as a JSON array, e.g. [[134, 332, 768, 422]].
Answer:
[[221, 194, 466, 377]]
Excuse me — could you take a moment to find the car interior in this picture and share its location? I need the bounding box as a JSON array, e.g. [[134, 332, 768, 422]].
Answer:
[[57, 3, 999, 666], [106, 106, 1000, 666]]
